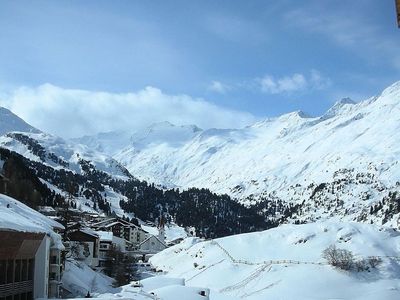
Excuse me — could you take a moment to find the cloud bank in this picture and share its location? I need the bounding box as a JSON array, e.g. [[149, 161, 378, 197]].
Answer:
[[259, 70, 331, 95], [0, 84, 256, 138]]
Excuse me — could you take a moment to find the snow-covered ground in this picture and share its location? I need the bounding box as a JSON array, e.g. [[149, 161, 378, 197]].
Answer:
[[62, 260, 118, 297], [63, 220, 400, 300], [149, 220, 400, 300]]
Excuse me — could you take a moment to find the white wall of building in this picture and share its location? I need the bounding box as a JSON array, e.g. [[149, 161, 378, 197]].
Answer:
[[139, 236, 166, 253], [34, 235, 50, 299]]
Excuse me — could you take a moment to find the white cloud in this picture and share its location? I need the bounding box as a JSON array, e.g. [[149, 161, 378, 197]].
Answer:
[[259, 71, 330, 94], [0, 84, 256, 138], [309, 69, 332, 90], [208, 81, 231, 94]]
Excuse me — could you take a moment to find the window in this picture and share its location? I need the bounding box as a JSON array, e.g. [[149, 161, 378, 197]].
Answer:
[[50, 256, 57, 264], [0, 260, 6, 284], [7, 260, 14, 283], [100, 244, 109, 249], [49, 272, 57, 280], [21, 259, 28, 281], [14, 260, 21, 282], [28, 259, 34, 280]]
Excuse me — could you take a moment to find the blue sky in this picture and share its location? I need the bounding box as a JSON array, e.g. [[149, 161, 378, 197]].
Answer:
[[0, 0, 399, 137]]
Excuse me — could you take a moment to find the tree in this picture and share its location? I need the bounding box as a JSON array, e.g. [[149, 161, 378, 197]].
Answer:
[[322, 245, 354, 270], [104, 244, 136, 287]]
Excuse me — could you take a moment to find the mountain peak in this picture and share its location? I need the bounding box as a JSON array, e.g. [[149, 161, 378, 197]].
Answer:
[[336, 97, 356, 105], [322, 97, 356, 119], [148, 121, 175, 129], [278, 110, 311, 122], [0, 107, 40, 136], [145, 121, 202, 134]]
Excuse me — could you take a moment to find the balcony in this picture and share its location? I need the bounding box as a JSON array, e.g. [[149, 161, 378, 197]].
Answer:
[[0, 280, 33, 297]]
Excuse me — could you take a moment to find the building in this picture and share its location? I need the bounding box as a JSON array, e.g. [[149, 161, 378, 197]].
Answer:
[[66, 229, 99, 268], [0, 193, 64, 299], [136, 235, 167, 255], [38, 206, 57, 217], [91, 218, 148, 247], [96, 231, 113, 269]]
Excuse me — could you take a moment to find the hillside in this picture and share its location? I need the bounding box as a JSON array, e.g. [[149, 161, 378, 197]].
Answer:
[[105, 82, 400, 227], [0, 107, 40, 136], [114, 82, 400, 201], [0, 112, 271, 238], [150, 221, 400, 300], [1, 81, 400, 236]]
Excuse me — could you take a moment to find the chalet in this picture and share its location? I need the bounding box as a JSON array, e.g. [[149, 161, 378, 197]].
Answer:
[[0, 193, 64, 299], [66, 229, 99, 268], [38, 206, 57, 217]]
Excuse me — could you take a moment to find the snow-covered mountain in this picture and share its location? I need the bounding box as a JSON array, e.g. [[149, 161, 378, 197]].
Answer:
[[111, 82, 400, 212], [1, 81, 400, 231], [74, 121, 202, 156], [72, 130, 133, 156], [0, 107, 40, 136], [0, 131, 131, 178], [0, 105, 132, 180], [0, 108, 264, 238]]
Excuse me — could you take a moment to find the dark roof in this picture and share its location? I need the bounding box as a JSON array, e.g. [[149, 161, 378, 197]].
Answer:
[[67, 229, 99, 242], [0, 231, 46, 259]]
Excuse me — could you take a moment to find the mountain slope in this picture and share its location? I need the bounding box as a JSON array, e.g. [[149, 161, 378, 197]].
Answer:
[[0, 132, 271, 238], [113, 82, 400, 211], [0, 132, 131, 178], [0, 107, 40, 136], [74, 121, 202, 156], [150, 221, 400, 300]]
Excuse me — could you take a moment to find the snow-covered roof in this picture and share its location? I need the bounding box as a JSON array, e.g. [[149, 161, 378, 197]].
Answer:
[[138, 234, 166, 247], [141, 224, 159, 235], [0, 193, 63, 232], [96, 230, 113, 242], [38, 206, 56, 212], [0, 193, 64, 249], [91, 218, 117, 227], [150, 285, 209, 300], [102, 221, 123, 228], [140, 276, 185, 292]]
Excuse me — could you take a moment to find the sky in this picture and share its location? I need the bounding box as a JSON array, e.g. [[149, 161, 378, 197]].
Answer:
[[0, 0, 399, 138]]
